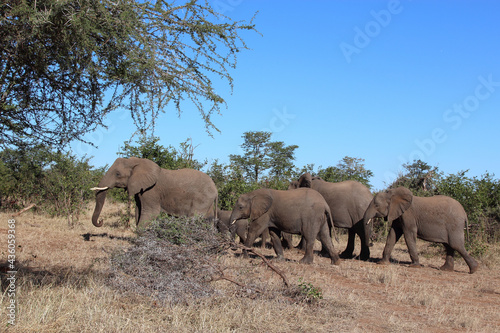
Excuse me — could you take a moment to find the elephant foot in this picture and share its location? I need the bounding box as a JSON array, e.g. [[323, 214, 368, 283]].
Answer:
[[439, 263, 454, 272], [331, 257, 341, 266], [358, 251, 370, 261], [377, 259, 390, 266], [339, 251, 355, 259], [468, 262, 479, 274], [299, 256, 313, 265], [409, 263, 423, 268], [274, 255, 285, 262]]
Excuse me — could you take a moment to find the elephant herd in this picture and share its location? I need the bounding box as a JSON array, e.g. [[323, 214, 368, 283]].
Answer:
[[91, 157, 479, 274]]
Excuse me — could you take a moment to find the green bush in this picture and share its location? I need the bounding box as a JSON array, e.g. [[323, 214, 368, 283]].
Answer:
[[0, 146, 104, 225]]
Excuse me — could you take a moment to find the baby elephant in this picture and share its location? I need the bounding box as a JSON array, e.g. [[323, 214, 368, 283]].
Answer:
[[229, 188, 340, 265], [363, 187, 479, 274]]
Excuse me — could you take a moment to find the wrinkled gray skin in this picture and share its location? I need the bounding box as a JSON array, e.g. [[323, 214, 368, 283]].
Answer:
[[91, 157, 218, 228], [229, 188, 340, 265], [289, 173, 373, 261], [217, 209, 293, 249], [217, 209, 269, 248], [363, 187, 479, 274]]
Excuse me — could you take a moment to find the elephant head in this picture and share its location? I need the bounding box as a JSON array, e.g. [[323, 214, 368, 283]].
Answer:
[[288, 172, 312, 189], [363, 187, 413, 226], [91, 157, 161, 227], [229, 189, 273, 224]]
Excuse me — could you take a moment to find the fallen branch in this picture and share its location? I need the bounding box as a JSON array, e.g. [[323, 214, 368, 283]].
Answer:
[[233, 242, 290, 287], [11, 204, 36, 217]]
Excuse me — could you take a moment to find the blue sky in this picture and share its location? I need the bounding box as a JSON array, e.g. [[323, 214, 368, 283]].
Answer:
[[72, 0, 500, 191]]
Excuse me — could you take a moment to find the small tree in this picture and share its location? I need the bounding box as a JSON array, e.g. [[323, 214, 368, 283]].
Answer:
[[317, 156, 373, 188], [230, 131, 272, 183], [229, 131, 299, 187], [390, 160, 441, 196]]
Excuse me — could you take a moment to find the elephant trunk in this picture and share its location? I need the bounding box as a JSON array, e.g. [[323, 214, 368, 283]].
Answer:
[[92, 189, 108, 227]]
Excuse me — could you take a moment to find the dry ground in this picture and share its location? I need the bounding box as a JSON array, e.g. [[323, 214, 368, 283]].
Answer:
[[1, 202, 499, 332]]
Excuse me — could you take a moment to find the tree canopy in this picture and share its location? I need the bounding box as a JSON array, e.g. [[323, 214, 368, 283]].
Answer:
[[0, 0, 257, 148], [229, 131, 298, 184]]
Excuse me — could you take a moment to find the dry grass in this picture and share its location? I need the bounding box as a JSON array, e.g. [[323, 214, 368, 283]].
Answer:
[[1, 202, 499, 332]]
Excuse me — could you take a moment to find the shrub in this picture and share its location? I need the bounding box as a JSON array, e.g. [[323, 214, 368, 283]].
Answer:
[[107, 214, 229, 304]]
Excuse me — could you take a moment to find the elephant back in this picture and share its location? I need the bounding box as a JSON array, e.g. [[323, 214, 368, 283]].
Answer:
[[312, 179, 372, 227], [159, 168, 218, 217]]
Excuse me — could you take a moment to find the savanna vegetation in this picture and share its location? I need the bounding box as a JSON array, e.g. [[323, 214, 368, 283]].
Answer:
[[1, 1, 499, 331]]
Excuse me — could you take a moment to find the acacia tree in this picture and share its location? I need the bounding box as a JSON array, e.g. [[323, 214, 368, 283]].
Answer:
[[0, 0, 257, 148]]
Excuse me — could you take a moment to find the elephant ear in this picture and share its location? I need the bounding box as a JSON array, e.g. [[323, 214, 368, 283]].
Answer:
[[298, 173, 313, 188], [387, 187, 413, 222], [127, 157, 161, 195], [250, 190, 273, 221]]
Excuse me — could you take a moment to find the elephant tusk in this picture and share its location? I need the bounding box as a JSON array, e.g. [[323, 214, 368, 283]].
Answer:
[[231, 219, 237, 225], [367, 218, 372, 225], [90, 186, 109, 191]]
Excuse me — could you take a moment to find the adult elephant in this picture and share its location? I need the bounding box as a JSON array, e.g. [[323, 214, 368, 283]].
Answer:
[[91, 157, 218, 228], [229, 188, 340, 265], [289, 173, 373, 261], [363, 187, 479, 274]]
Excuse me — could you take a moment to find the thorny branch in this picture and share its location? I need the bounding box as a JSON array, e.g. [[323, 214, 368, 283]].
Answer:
[[210, 241, 290, 289]]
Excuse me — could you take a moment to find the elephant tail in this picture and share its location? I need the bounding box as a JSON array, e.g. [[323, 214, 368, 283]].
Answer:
[[325, 209, 339, 243], [465, 215, 470, 243]]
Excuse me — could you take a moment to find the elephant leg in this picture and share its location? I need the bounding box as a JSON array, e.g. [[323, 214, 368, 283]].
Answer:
[[339, 229, 356, 259], [295, 236, 307, 251], [281, 232, 294, 249], [318, 223, 340, 265], [299, 237, 315, 264], [440, 243, 455, 272], [236, 223, 247, 244], [357, 226, 370, 261], [260, 228, 270, 249], [450, 242, 479, 274], [243, 230, 258, 258], [380, 227, 403, 265], [269, 228, 285, 260], [403, 227, 421, 267]]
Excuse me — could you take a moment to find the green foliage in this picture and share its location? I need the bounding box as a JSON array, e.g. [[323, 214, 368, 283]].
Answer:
[[391, 160, 441, 196], [229, 131, 299, 184], [438, 170, 500, 244], [1, 0, 257, 148], [317, 156, 373, 188], [230, 131, 273, 183], [207, 161, 260, 210], [118, 135, 206, 171], [298, 278, 323, 302], [0, 145, 104, 224]]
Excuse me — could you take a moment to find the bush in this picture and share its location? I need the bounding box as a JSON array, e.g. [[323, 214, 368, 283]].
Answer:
[[107, 215, 229, 304], [0, 146, 104, 224]]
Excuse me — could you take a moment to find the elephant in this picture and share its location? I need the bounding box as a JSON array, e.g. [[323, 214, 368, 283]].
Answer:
[[217, 209, 294, 249], [363, 187, 479, 274], [91, 157, 218, 228], [216, 209, 269, 248], [289, 173, 373, 261], [229, 188, 340, 265]]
